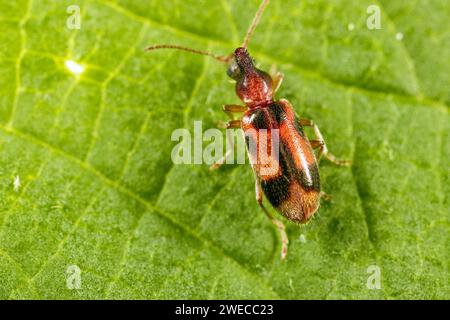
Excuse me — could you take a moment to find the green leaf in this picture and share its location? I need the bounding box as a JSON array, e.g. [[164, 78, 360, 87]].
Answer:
[[0, 0, 448, 299]]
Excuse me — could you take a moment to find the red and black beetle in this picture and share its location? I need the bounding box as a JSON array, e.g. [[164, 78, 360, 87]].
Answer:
[[146, 0, 350, 259]]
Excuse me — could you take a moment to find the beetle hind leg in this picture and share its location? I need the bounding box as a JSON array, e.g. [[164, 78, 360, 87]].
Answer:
[[256, 179, 289, 260], [300, 119, 351, 166]]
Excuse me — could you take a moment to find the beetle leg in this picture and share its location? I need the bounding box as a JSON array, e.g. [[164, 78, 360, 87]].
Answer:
[[211, 103, 246, 169], [209, 104, 247, 170], [223, 104, 247, 120], [255, 179, 289, 260], [270, 65, 284, 93], [300, 119, 351, 166], [319, 191, 332, 202], [211, 105, 245, 169], [309, 139, 323, 149], [210, 129, 234, 170], [225, 119, 242, 129], [210, 119, 243, 170]]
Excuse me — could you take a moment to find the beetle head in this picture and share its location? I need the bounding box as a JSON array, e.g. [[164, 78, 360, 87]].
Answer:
[[227, 47, 273, 108]]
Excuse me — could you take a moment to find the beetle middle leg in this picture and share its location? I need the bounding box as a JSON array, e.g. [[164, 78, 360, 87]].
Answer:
[[300, 119, 351, 166], [210, 105, 245, 170], [255, 179, 289, 260]]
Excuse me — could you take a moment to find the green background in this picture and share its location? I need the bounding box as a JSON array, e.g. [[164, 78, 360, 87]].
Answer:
[[0, 0, 448, 299]]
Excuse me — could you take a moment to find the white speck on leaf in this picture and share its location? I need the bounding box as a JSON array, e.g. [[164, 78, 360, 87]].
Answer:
[[13, 175, 21, 192], [65, 60, 85, 75], [299, 234, 306, 243], [396, 32, 404, 41], [348, 23, 355, 31]]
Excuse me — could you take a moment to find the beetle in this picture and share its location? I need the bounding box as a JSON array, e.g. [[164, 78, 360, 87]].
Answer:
[[146, 0, 350, 259]]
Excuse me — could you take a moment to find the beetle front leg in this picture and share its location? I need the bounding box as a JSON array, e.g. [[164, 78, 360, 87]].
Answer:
[[223, 104, 247, 120], [300, 119, 351, 166], [255, 179, 289, 260], [217, 104, 246, 128]]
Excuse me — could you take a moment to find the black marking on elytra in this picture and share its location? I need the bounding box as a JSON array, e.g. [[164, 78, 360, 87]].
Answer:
[[245, 134, 251, 148], [245, 134, 256, 158], [269, 101, 286, 124], [249, 108, 270, 129], [261, 163, 320, 209], [261, 174, 291, 208]]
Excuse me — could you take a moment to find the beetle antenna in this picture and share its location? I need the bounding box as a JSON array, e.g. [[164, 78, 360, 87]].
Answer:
[[241, 0, 270, 48], [146, 44, 232, 64]]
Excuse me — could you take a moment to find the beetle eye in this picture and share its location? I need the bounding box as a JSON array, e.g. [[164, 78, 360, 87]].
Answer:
[[227, 60, 241, 80]]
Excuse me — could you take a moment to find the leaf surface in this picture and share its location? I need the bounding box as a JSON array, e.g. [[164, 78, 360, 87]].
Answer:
[[0, 0, 448, 299]]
